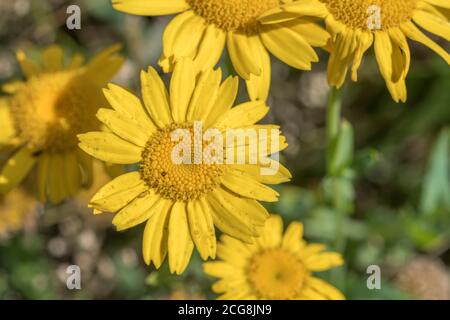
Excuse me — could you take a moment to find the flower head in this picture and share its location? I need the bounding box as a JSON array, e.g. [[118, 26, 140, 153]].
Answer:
[[0, 44, 124, 203], [281, 0, 450, 102], [112, 0, 330, 101], [204, 215, 345, 299], [78, 58, 291, 274]]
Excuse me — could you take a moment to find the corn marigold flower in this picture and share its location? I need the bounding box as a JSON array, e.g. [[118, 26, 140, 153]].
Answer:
[[281, 0, 450, 102], [112, 0, 330, 101], [204, 215, 345, 299], [78, 58, 291, 274], [0, 45, 124, 203]]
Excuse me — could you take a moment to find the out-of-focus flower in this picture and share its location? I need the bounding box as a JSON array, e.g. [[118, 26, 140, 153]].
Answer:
[[204, 215, 345, 299], [0, 44, 124, 203], [394, 255, 450, 300], [281, 0, 450, 102], [0, 187, 39, 236], [112, 0, 330, 101], [78, 58, 290, 274]]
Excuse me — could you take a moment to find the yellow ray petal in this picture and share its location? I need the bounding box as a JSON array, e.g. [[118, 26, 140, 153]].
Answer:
[[168, 201, 194, 274], [205, 76, 239, 128], [303, 252, 344, 272], [221, 170, 279, 202], [306, 277, 345, 300], [0, 147, 36, 194], [96, 108, 150, 147], [140, 67, 173, 128], [142, 198, 172, 268], [245, 37, 271, 102], [78, 132, 143, 164], [260, 23, 319, 70], [113, 191, 161, 231], [187, 197, 216, 260], [215, 101, 269, 128], [282, 221, 304, 252], [112, 0, 189, 16], [159, 11, 206, 72], [227, 32, 262, 79], [193, 24, 226, 72], [90, 171, 147, 213], [401, 20, 450, 64], [170, 58, 196, 123], [103, 84, 156, 133], [186, 68, 222, 122], [47, 153, 68, 204]]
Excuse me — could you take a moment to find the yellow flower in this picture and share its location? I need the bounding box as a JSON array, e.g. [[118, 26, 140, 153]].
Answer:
[[0, 44, 124, 203], [112, 0, 330, 101], [204, 215, 345, 299], [0, 188, 39, 237], [78, 58, 291, 274], [281, 0, 450, 102]]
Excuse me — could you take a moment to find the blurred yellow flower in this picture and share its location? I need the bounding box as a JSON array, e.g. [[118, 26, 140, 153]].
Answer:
[[0, 188, 39, 236], [0, 44, 124, 203], [204, 215, 345, 299], [78, 58, 290, 274], [112, 0, 330, 101], [281, 0, 450, 102]]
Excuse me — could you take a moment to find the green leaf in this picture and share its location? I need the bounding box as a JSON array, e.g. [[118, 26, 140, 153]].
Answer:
[[419, 128, 450, 215]]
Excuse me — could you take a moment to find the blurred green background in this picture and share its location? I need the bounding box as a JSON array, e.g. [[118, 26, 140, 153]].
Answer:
[[0, 0, 449, 300]]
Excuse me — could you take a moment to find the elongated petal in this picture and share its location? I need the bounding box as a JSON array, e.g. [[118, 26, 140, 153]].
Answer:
[[112, 0, 189, 15], [227, 32, 262, 79], [141, 67, 173, 127], [78, 132, 143, 164], [142, 198, 172, 268], [97, 108, 150, 147], [215, 101, 269, 128], [221, 170, 279, 202], [113, 191, 161, 231], [168, 201, 194, 274], [187, 197, 216, 260], [170, 58, 196, 123], [103, 84, 157, 133], [205, 76, 239, 128], [90, 171, 147, 213], [0, 147, 36, 193]]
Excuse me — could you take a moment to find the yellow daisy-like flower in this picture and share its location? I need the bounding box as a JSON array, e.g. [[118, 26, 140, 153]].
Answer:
[[78, 58, 291, 274], [204, 215, 345, 300], [0, 44, 124, 203], [112, 0, 330, 101], [281, 0, 450, 102]]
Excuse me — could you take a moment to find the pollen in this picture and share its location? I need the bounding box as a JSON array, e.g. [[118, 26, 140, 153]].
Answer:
[[247, 249, 308, 299], [140, 123, 225, 202], [10, 70, 101, 152], [186, 0, 279, 33], [320, 0, 417, 30]]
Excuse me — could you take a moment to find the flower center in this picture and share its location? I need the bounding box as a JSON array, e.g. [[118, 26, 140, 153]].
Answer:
[[247, 249, 308, 299], [140, 123, 225, 201], [186, 0, 279, 33], [10, 70, 101, 152], [320, 0, 417, 30]]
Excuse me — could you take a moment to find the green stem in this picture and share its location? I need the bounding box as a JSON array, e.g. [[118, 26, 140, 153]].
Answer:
[[325, 86, 346, 289], [326, 87, 342, 168]]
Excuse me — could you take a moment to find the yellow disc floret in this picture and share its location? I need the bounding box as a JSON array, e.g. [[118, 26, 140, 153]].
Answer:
[[10, 70, 101, 152], [320, 0, 417, 30], [186, 0, 279, 33], [140, 123, 225, 201], [247, 249, 308, 299]]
